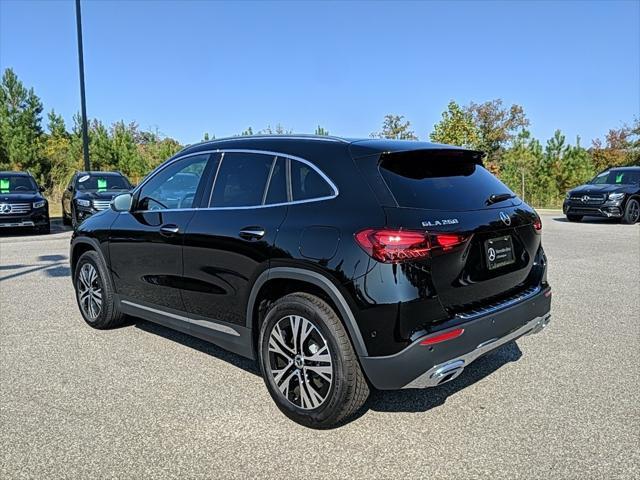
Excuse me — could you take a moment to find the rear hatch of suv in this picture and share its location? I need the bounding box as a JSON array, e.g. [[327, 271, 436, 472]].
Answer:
[[355, 147, 542, 315]]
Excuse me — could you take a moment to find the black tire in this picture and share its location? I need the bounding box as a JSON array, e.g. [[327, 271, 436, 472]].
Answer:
[[258, 292, 369, 429], [62, 207, 71, 226], [566, 214, 583, 222], [74, 250, 125, 329], [71, 206, 78, 229], [622, 198, 640, 224]]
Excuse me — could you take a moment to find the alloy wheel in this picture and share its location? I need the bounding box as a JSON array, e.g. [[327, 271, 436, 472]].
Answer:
[[77, 263, 102, 320], [267, 315, 333, 410]]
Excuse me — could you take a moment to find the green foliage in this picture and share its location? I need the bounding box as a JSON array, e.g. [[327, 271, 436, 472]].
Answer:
[[466, 99, 529, 160], [241, 127, 254, 136], [372, 114, 417, 140], [0, 68, 45, 180], [314, 125, 329, 136], [500, 129, 595, 207], [430, 101, 478, 148], [591, 119, 640, 170]]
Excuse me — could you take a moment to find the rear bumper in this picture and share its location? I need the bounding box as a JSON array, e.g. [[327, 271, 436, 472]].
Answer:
[[359, 286, 552, 390]]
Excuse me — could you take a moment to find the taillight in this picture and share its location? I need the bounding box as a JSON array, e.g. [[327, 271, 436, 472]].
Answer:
[[420, 328, 464, 345], [354, 228, 466, 263], [533, 216, 542, 233], [355, 229, 430, 263]]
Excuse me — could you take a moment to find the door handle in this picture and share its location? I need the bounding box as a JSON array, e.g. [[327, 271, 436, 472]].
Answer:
[[159, 224, 180, 236], [239, 227, 265, 240]]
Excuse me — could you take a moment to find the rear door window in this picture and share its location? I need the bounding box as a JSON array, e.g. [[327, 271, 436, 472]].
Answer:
[[379, 151, 518, 211]]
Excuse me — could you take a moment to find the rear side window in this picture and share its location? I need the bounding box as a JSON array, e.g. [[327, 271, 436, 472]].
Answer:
[[379, 151, 517, 211], [291, 160, 334, 201], [210, 153, 274, 207]]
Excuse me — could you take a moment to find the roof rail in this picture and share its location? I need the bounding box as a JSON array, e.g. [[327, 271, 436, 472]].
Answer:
[[197, 134, 350, 146]]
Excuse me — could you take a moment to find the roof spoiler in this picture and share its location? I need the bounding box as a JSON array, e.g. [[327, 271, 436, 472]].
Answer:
[[378, 148, 485, 166]]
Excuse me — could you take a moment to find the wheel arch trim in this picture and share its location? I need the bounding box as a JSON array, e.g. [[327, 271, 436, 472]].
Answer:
[[70, 237, 107, 277], [246, 267, 369, 357]]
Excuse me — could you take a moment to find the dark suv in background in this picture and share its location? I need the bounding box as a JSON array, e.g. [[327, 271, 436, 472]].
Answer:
[[563, 166, 640, 224], [62, 171, 132, 228], [70, 136, 552, 428], [0, 171, 50, 234]]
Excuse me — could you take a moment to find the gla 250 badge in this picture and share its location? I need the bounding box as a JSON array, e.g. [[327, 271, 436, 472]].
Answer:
[[421, 218, 459, 227]]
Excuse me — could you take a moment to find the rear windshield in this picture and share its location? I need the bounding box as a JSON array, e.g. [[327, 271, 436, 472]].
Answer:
[[379, 152, 518, 211]]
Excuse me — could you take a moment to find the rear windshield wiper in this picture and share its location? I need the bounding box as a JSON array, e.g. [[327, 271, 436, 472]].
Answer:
[[486, 193, 516, 205]]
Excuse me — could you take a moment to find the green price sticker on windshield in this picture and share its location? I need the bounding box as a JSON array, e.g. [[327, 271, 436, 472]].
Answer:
[[97, 178, 107, 191], [0, 178, 9, 192]]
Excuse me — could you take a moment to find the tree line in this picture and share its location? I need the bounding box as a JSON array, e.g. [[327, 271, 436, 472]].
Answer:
[[1, 68, 637, 207]]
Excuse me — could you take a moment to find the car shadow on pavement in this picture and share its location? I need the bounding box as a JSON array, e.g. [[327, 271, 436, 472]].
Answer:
[[0, 254, 70, 281], [361, 341, 523, 417], [133, 319, 261, 376], [132, 317, 524, 424]]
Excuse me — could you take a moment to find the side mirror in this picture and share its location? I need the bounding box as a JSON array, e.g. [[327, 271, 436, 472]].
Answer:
[[111, 193, 133, 212], [67, 185, 73, 192], [39, 185, 46, 192]]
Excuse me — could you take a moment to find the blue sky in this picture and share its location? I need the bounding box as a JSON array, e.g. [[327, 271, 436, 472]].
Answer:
[[1, 0, 638, 145]]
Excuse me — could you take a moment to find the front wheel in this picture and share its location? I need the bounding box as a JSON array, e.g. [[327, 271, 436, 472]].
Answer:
[[74, 251, 125, 329], [62, 206, 71, 225], [71, 206, 78, 229], [622, 198, 640, 224], [566, 214, 583, 222], [258, 292, 369, 429]]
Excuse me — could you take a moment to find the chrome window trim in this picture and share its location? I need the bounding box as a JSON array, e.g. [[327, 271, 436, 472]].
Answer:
[[261, 156, 278, 205], [199, 134, 349, 145], [134, 148, 339, 213], [207, 152, 224, 208]]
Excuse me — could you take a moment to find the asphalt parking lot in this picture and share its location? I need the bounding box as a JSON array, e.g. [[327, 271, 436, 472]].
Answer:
[[1, 214, 638, 479]]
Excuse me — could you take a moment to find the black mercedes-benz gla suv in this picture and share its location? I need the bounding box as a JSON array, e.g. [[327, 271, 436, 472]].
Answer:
[[563, 166, 640, 224], [0, 171, 50, 234], [70, 135, 552, 428], [62, 171, 133, 228]]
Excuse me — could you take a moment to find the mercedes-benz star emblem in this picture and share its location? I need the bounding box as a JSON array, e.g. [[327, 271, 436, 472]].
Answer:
[[581, 195, 590, 203], [0, 203, 11, 214], [488, 247, 496, 262], [499, 211, 511, 226]]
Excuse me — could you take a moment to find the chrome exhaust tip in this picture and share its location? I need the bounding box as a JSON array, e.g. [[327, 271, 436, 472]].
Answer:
[[428, 359, 465, 387]]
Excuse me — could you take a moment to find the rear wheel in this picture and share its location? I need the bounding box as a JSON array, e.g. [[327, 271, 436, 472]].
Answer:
[[258, 292, 369, 429], [74, 250, 125, 329], [566, 214, 583, 222], [622, 198, 640, 224]]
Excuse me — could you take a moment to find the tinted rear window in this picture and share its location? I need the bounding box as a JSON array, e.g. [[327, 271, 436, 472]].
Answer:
[[379, 152, 517, 211]]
